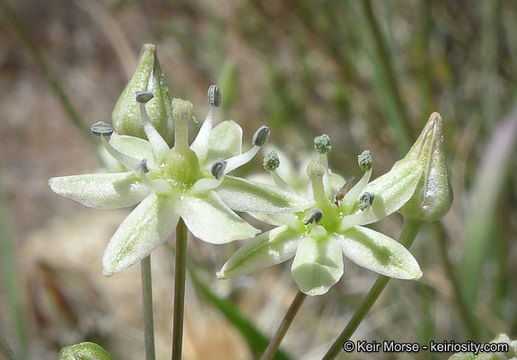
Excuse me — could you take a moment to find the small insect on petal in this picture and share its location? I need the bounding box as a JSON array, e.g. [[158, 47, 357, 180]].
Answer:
[[207, 84, 222, 107], [252, 126, 270, 147], [334, 177, 355, 205], [91, 121, 113, 136]]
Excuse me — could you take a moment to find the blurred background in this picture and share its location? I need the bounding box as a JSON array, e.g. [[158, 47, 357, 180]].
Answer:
[[0, 0, 516, 359]]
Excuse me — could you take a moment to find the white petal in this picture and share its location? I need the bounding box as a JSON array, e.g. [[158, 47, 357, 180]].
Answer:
[[49, 172, 150, 210], [291, 229, 344, 296], [178, 192, 259, 244], [205, 120, 243, 166], [339, 159, 423, 229], [110, 133, 157, 169], [190, 107, 215, 162], [102, 193, 178, 275], [216, 176, 313, 213], [217, 226, 302, 278], [340, 226, 422, 279]]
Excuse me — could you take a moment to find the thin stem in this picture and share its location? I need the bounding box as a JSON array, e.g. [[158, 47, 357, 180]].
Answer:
[[260, 290, 307, 360], [0, 0, 94, 147], [141, 256, 156, 360], [0, 151, 28, 360], [322, 218, 423, 360], [0, 331, 16, 360], [171, 219, 188, 360]]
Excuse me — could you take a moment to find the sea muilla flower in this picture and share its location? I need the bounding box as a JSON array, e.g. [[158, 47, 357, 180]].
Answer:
[[218, 136, 424, 296], [49, 87, 310, 276]]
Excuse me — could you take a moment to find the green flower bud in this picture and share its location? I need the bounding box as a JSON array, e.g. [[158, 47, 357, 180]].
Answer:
[[263, 151, 280, 171], [112, 43, 174, 145], [314, 134, 332, 153], [58, 342, 113, 360], [399, 112, 452, 222]]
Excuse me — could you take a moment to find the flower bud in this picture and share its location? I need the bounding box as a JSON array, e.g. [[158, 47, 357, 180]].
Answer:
[[112, 43, 174, 145], [399, 112, 452, 222], [58, 342, 113, 360]]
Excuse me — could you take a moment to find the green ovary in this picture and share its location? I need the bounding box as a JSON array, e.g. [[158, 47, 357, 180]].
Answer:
[[161, 147, 201, 189]]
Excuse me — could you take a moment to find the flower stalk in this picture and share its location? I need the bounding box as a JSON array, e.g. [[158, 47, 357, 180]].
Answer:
[[141, 256, 156, 360], [171, 219, 188, 360], [322, 218, 423, 360], [260, 290, 307, 360]]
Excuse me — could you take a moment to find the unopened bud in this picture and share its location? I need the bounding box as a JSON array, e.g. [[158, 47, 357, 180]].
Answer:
[[112, 43, 174, 145], [399, 112, 452, 221], [58, 342, 113, 360]]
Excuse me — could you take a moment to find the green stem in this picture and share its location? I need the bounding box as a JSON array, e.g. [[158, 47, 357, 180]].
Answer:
[[141, 256, 156, 360], [0, 0, 94, 147], [0, 152, 27, 360], [322, 218, 423, 360], [171, 219, 188, 360], [0, 331, 16, 360], [260, 291, 307, 360]]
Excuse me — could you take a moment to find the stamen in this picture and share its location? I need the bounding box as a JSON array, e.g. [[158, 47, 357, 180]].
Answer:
[[137, 162, 171, 194], [190, 85, 219, 159], [314, 134, 331, 154], [190, 159, 226, 194], [252, 126, 270, 147], [136, 91, 170, 162], [359, 192, 374, 211], [263, 151, 280, 171], [358, 150, 372, 171], [207, 84, 222, 107], [263, 151, 293, 191], [211, 160, 227, 180], [91, 121, 141, 170], [340, 150, 374, 211], [314, 134, 331, 170], [303, 209, 323, 225], [224, 126, 270, 174]]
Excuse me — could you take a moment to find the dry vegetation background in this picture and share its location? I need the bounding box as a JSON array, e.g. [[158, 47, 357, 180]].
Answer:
[[0, 0, 516, 359]]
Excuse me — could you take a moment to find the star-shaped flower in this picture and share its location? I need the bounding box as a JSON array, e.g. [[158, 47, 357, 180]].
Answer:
[[218, 139, 424, 296], [49, 88, 310, 275]]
